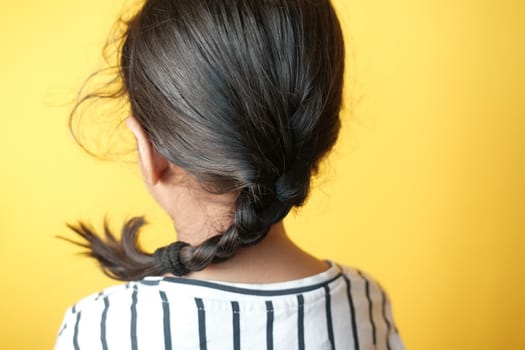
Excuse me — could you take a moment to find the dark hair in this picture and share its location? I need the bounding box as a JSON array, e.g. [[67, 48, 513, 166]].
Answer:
[[68, 0, 345, 281]]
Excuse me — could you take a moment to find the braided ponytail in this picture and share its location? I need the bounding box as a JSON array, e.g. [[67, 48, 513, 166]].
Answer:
[[65, 174, 311, 281], [67, 0, 345, 281], [155, 182, 296, 275]]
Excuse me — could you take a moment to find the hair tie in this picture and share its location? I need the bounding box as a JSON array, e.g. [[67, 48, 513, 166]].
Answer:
[[153, 241, 191, 276]]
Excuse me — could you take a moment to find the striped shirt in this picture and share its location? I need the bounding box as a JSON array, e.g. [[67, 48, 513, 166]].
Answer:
[[55, 262, 404, 350]]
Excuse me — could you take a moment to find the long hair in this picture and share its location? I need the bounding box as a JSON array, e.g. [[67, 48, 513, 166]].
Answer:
[[68, 0, 345, 281]]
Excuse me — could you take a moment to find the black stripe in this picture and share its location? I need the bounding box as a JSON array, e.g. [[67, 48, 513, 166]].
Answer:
[[265, 301, 274, 350], [195, 298, 207, 350], [231, 301, 241, 350], [140, 280, 163, 286], [73, 311, 81, 350], [147, 273, 343, 296], [100, 297, 109, 350], [297, 294, 305, 350], [131, 290, 138, 350], [343, 275, 360, 350], [381, 290, 392, 350], [58, 323, 67, 337], [160, 291, 172, 350], [324, 285, 335, 349], [359, 271, 376, 345]]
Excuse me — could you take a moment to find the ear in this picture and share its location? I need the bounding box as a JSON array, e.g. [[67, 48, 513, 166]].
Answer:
[[125, 116, 170, 185]]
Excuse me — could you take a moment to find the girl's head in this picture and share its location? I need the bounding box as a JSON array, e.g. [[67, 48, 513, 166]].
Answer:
[[71, 0, 345, 280]]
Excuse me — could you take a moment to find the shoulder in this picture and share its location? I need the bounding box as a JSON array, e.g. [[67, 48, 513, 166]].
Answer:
[[60, 283, 135, 324], [76, 283, 133, 310], [337, 264, 389, 294], [335, 263, 405, 350], [54, 282, 162, 350], [336, 264, 393, 310]]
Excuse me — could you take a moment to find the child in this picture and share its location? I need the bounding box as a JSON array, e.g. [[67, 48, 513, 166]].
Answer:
[[56, 0, 404, 349]]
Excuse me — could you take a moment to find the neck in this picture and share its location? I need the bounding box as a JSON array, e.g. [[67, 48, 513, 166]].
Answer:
[[174, 221, 329, 283]]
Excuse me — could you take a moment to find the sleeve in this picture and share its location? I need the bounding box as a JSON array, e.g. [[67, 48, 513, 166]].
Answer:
[[341, 266, 405, 350], [359, 270, 405, 350], [380, 285, 405, 350], [54, 296, 106, 350], [54, 305, 78, 350]]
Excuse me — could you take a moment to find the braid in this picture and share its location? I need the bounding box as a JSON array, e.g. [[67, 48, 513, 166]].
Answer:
[[154, 181, 300, 275]]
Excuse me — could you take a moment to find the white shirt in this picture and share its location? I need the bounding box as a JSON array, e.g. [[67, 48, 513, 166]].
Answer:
[[55, 262, 404, 350]]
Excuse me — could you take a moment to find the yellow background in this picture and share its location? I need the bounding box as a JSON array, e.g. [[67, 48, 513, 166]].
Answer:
[[1, 0, 524, 349]]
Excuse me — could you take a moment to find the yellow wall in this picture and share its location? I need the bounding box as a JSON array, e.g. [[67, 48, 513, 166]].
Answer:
[[1, 0, 523, 349]]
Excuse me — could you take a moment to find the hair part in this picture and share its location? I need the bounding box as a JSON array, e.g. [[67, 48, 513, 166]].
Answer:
[[68, 0, 345, 281]]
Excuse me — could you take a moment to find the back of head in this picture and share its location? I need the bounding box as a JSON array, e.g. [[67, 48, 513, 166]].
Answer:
[[69, 0, 345, 279]]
